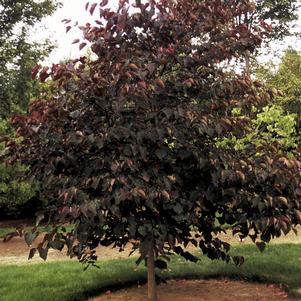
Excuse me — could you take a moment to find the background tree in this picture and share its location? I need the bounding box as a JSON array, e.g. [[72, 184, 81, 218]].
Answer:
[[0, 0, 60, 218], [9, 1, 301, 301], [256, 48, 301, 114], [241, 0, 299, 73], [252, 47, 301, 150], [0, 123, 38, 218], [254, 0, 299, 40], [217, 104, 299, 152], [0, 0, 60, 117]]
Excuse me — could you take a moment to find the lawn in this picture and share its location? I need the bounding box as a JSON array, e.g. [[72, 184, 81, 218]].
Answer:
[[0, 244, 300, 301]]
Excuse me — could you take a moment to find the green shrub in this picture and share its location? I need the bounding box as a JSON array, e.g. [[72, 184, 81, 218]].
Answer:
[[0, 118, 39, 218]]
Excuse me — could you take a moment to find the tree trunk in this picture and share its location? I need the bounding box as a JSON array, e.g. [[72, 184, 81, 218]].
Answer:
[[147, 240, 157, 301], [245, 53, 250, 76]]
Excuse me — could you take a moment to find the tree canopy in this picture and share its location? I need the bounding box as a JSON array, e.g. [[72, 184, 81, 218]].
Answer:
[[255, 0, 299, 40], [0, 0, 60, 117], [0, 118, 39, 218], [0, 0, 60, 218], [7, 1, 301, 300], [256, 48, 301, 114], [253, 48, 301, 150], [240, 0, 299, 73]]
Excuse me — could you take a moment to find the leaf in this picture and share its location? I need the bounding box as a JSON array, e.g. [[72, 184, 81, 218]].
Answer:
[[138, 81, 147, 90], [100, 0, 108, 7], [155, 79, 165, 88], [79, 42, 87, 50], [3, 231, 18, 243], [155, 259, 167, 270], [221, 241, 231, 252], [72, 39, 80, 44], [162, 108, 174, 120], [256, 241, 266, 252], [172, 203, 182, 213], [69, 109, 81, 119], [138, 226, 147, 237], [35, 213, 44, 226], [174, 246, 183, 255], [236, 170, 245, 182], [135, 255, 143, 266], [85, 2, 89, 11], [24, 231, 39, 246], [39, 67, 50, 82], [249, 234, 257, 243], [38, 246, 49, 261], [161, 190, 170, 200], [141, 171, 150, 183], [49, 239, 64, 251], [136, 188, 147, 199], [155, 148, 168, 160], [182, 251, 198, 263], [233, 256, 244, 266], [261, 232, 271, 243], [91, 177, 100, 190], [31, 65, 40, 79], [66, 26, 72, 33], [61, 19, 71, 24], [128, 63, 139, 70], [28, 248, 37, 260], [89, 3, 97, 15], [276, 197, 288, 207]]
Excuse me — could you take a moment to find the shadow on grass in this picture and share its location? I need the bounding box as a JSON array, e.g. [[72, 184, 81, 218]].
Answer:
[[0, 244, 300, 301]]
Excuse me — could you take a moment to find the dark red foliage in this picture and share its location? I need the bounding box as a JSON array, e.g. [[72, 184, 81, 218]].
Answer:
[[9, 0, 301, 267]]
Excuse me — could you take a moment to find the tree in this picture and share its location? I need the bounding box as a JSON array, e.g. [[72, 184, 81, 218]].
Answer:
[[240, 0, 299, 73], [8, 1, 301, 301], [254, 0, 299, 41], [253, 48, 301, 148], [256, 48, 301, 114], [0, 0, 59, 217], [0, 0, 60, 117], [0, 0, 59, 38], [0, 119, 39, 218]]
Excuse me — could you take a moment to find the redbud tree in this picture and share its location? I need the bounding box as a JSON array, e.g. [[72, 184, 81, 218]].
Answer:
[[8, 1, 301, 300]]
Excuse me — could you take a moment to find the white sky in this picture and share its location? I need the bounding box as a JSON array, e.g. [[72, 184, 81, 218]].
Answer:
[[32, 0, 118, 63], [33, 0, 301, 65]]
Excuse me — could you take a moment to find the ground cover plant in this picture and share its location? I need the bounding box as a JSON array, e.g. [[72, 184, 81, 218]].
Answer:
[[0, 244, 300, 301], [6, 1, 301, 300]]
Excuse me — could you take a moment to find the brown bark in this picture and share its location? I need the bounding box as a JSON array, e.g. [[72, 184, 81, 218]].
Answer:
[[147, 240, 158, 301], [245, 53, 250, 76]]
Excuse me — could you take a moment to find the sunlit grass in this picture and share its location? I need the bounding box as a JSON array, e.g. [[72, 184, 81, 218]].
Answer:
[[0, 244, 300, 301]]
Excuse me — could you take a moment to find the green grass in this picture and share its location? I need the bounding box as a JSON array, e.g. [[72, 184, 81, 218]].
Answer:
[[0, 227, 15, 238], [0, 244, 300, 301], [167, 244, 301, 296]]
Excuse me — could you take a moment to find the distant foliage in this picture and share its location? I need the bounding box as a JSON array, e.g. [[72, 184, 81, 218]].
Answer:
[[254, 0, 299, 40], [0, 0, 60, 117], [0, 119, 38, 218], [253, 48, 301, 155], [255, 105, 298, 147], [218, 104, 298, 151], [0, 162, 37, 218], [256, 48, 301, 114]]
